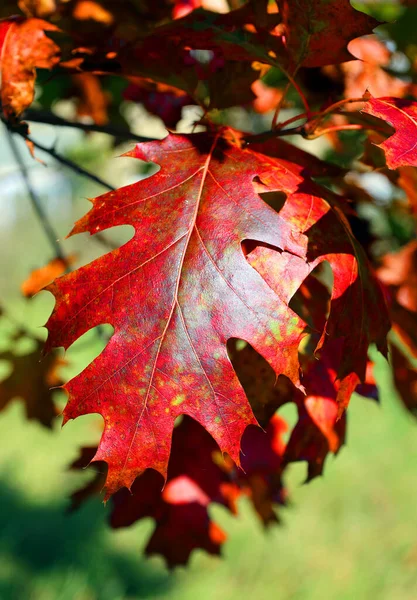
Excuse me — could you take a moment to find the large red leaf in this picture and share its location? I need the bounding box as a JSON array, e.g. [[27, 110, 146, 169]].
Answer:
[[362, 95, 417, 169], [45, 132, 310, 497]]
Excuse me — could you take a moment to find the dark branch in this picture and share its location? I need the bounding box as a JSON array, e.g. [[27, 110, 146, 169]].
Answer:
[[244, 125, 305, 146], [24, 108, 156, 144], [6, 129, 67, 261], [27, 135, 116, 192], [1, 112, 116, 190]]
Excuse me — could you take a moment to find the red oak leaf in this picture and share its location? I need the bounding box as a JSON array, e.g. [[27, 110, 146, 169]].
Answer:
[[111, 417, 229, 567], [134, 3, 285, 72], [70, 416, 231, 566], [230, 333, 349, 483], [45, 132, 310, 497], [362, 95, 417, 169], [0, 17, 60, 119], [70, 414, 289, 564], [71, 73, 109, 126], [172, 0, 202, 19], [276, 0, 379, 68], [283, 343, 348, 481], [238, 415, 288, 524], [249, 137, 347, 180], [245, 164, 390, 388], [285, 397, 346, 481]]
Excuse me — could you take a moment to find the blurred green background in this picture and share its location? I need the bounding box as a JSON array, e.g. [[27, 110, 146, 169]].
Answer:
[[0, 87, 416, 599]]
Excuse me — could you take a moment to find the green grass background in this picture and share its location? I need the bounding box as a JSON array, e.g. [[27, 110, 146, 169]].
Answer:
[[0, 129, 416, 600]]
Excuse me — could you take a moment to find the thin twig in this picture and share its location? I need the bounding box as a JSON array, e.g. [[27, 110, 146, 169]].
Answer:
[[6, 129, 67, 260], [27, 135, 116, 192], [305, 97, 366, 131], [275, 110, 313, 130], [24, 108, 155, 144], [1, 114, 116, 191], [306, 123, 365, 139], [273, 97, 367, 135], [271, 64, 310, 127]]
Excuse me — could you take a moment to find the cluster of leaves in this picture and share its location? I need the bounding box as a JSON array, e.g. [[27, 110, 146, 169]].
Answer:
[[1, 0, 417, 567]]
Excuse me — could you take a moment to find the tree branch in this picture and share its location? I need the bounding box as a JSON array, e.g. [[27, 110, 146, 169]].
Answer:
[[29, 135, 116, 191], [6, 129, 67, 261], [1, 114, 116, 191], [24, 108, 156, 144]]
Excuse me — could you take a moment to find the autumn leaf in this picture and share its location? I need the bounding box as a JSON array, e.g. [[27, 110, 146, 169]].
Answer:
[[123, 79, 194, 128], [152, 3, 284, 64], [172, 0, 202, 19], [230, 333, 348, 483], [116, 1, 285, 103], [45, 132, 310, 497], [343, 37, 412, 101], [244, 160, 390, 387], [21, 255, 75, 298], [362, 95, 417, 169], [0, 17, 60, 119], [71, 416, 231, 566], [377, 240, 417, 357], [70, 413, 289, 564], [355, 361, 378, 401], [72, 1, 114, 25], [276, 0, 379, 68], [111, 417, 230, 567], [252, 79, 284, 114], [238, 415, 288, 524], [397, 167, 417, 216], [0, 337, 63, 427], [390, 344, 417, 417], [18, 0, 57, 19], [72, 73, 109, 126], [285, 396, 346, 481]]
